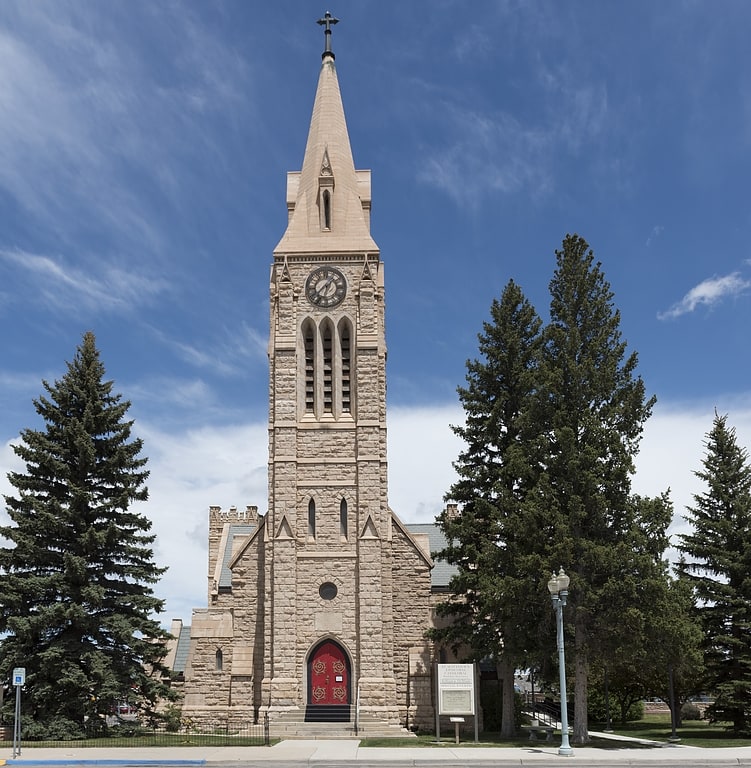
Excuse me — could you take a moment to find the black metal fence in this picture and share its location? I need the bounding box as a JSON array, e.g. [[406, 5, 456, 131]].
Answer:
[[0, 720, 270, 748]]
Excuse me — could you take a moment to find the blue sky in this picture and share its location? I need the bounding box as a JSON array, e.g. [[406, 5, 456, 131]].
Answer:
[[1, 1, 751, 622]]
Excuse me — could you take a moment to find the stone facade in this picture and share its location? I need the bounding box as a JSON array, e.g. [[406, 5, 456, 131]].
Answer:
[[174, 34, 452, 736]]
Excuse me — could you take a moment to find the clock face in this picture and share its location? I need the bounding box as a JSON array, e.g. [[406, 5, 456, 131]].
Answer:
[[305, 266, 347, 308]]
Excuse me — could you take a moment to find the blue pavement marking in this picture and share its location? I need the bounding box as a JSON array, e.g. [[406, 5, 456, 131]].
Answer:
[[5, 761, 205, 766]]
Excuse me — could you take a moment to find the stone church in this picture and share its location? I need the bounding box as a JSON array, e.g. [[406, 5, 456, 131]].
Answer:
[[165, 16, 457, 736]]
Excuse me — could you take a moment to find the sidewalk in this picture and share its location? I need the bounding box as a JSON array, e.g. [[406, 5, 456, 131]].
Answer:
[[4, 738, 751, 767]]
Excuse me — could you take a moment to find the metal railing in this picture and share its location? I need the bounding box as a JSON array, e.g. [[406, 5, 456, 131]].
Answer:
[[0, 719, 270, 749], [523, 699, 573, 728]]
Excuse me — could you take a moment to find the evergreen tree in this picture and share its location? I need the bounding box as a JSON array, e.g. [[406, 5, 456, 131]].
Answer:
[[678, 412, 751, 735], [537, 234, 655, 743], [434, 280, 547, 737], [0, 332, 175, 736]]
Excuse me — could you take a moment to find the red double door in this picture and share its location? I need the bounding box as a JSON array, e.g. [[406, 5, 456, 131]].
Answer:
[[308, 640, 350, 706]]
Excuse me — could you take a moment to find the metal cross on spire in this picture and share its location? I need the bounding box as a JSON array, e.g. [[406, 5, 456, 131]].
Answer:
[[317, 11, 339, 59]]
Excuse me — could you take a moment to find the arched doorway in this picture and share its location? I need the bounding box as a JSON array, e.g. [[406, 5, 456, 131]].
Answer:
[[308, 639, 351, 707]]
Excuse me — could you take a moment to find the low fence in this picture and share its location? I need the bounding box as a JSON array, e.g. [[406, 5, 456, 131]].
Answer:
[[0, 720, 270, 748]]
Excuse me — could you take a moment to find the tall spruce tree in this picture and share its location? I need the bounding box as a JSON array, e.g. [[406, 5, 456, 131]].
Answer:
[[678, 412, 751, 735], [538, 234, 655, 743], [434, 280, 547, 737], [0, 332, 175, 737]]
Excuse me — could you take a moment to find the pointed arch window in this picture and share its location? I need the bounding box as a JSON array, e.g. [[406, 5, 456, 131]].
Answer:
[[322, 189, 332, 230], [340, 324, 351, 414], [322, 324, 333, 413], [215, 649, 224, 671], [301, 317, 354, 419], [340, 498, 348, 539], [308, 498, 316, 539], [318, 148, 334, 232], [304, 321, 315, 413]]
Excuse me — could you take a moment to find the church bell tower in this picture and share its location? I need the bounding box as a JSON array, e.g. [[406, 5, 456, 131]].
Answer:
[[263, 12, 397, 720]]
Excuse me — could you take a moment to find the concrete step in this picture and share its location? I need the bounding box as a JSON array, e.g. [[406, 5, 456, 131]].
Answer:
[[267, 708, 416, 739]]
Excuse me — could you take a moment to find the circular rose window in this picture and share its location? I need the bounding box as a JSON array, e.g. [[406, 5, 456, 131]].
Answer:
[[319, 582, 338, 600]]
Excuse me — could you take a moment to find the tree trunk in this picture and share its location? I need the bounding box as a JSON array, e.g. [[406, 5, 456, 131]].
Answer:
[[499, 656, 516, 738], [573, 617, 589, 744]]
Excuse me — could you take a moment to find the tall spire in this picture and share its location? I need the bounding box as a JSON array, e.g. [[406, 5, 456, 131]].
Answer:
[[274, 14, 377, 255]]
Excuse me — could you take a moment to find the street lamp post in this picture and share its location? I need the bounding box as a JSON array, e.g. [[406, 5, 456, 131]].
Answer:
[[547, 568, 574, 757]]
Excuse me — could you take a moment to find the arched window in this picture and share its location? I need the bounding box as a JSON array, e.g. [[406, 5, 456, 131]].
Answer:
[[322, 189, 332, 230], [322, 324, 333, 413], [308, 498, 316, 538], [303, 321, 315, 413], [301, 317, 354, 419], [340, 498, 348, 538], [340, 324, 351, 414], [215, 649, 223, 671]]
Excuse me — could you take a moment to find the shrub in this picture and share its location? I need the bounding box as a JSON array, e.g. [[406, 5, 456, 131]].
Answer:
[[163, 704, 183, 732], [681, 701, 702, 721], [22, 715, 86, 741]]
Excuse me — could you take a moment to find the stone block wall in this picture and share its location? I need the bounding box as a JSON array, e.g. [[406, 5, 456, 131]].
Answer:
[[391, 516, 435, 730]]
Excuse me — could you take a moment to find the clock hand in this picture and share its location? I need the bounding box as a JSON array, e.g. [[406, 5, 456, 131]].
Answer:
[[318, 276, 336, 296]]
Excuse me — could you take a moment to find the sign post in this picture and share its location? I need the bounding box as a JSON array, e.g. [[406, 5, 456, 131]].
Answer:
[[436, 663, 477, 744], [12, 667, 25, 758]]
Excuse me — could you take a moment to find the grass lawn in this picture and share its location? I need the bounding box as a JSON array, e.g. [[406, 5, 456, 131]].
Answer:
[[360, 714, 751, 749], [595, 713, 751, 748]]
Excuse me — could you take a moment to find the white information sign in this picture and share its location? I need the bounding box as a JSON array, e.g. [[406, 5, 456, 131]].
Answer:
[[437, 663, 475, 716], [12, 668, 25, 686]]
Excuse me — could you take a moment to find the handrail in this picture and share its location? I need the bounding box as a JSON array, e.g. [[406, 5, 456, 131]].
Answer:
[[355, 683, 361, 735]]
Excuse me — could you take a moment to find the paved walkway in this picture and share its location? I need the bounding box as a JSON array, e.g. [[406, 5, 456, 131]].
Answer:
[[3, 738, 751, 767]]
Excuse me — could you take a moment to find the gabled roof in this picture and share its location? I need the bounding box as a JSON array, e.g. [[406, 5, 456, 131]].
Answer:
[[218, 524, 256, 589], [171, 623, 192, 674], [406, 522, 459, 590]]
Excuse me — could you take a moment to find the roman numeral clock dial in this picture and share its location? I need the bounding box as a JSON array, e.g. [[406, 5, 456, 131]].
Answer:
[[305, 266, 347, 308]]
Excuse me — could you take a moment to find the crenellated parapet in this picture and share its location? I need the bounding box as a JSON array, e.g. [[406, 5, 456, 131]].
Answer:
[[208, 505, 260, 599]]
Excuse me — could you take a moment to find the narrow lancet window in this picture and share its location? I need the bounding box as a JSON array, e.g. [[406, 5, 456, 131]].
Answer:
[[304, 322, 315, 413], [340, 498, 348, 538], [322, 325, 333, 413], [340, 324, 351, 413], [322, 189, 331, 230], [216, 649, 223, 671], [308, 498, 316, 538]]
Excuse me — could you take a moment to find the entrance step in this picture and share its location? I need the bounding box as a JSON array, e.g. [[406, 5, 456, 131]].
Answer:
[[304, 704, 350, 722], [268, 708, 417, 739]]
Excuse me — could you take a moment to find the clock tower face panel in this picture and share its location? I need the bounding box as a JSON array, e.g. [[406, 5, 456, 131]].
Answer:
[[305, 266, 347, 308]]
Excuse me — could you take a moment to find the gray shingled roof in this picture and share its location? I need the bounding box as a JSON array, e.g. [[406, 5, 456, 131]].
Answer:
[[406, 522, 458, 590], [218, 524, 256, 589], [172, 624, 192, 674]]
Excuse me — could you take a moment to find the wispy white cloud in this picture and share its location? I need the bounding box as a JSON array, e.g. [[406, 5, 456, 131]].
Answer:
[[417, 106, 553, 206], [537, 62, 609, 153], [658, 271, 751, 320], [416, 64, 608, 207], [149, 321, 267, 379], [0, 4, 251, 260], [0, 248, 168, 314]]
